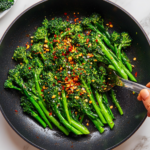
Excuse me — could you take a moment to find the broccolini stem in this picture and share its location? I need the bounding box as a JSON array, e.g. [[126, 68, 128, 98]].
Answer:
[[116, 44, 132, 72], [88, 24, 132, 73], [95, 22, 111, 40], [108, 61, 136, 82], [22, 88, 53, 129], [117, 44, 122, 62], [121, 52, 132, 72], [81, 77, 107, 124], [33, 73, 69, 134], [96, 118, 104, 127], [33, 72, 47, 107], [95, 91, 114, 129], [79, 114, 85, 123], [102, 93, 115, 119], [30, 109, 47, 128], [96, 36, 128, 79], [89, 117, 104, 134], [54, 105, 82, 135], [62, 90, 71, 124], [121, 62, 137, 82], [108, 65, 116, 71], [88, 24, 114, 51], [34, 73, 43, 100], [39, 101, 69, 135], [70, 118, 90, 134], [110, 89, 123, 115]]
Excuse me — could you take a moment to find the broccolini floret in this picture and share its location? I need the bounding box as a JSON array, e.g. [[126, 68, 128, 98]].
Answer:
[[13, 47, 29, 64], [0, 0, 14, 11]]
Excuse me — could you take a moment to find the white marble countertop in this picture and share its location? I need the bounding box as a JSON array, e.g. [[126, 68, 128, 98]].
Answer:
[[1, 0, 150, 150]]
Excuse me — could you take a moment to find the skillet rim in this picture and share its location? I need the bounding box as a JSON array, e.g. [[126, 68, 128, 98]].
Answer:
[[0, 0, 148, 150]]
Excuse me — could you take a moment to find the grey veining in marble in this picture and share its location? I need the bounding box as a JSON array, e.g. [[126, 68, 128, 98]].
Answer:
[[132, 136, 149, 150]]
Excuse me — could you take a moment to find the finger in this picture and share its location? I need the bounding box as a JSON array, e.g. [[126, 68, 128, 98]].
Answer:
[[146, 82, 150, 88], [147, 112, 150, 117], [138, 89, 150, 101], [137, 93, 142, 101], [140, 89, 150, 113]]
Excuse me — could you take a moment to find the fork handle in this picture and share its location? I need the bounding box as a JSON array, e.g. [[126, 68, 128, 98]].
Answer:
[[120, 78, 150, 93]]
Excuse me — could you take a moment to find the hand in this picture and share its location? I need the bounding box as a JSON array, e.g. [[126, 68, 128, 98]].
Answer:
[[137, 82, 150, 117]]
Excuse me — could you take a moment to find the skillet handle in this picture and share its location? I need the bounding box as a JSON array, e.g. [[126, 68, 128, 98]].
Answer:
[[120, 78, 150, 93]]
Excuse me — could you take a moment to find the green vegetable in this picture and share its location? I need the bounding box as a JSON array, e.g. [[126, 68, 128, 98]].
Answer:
[[0, 0, 14, 11], [20, 96, 47, 128], [62, 90, 71, 124], [95, 91, 114, 129], [102, 93, 115, 120], [109, 89, 123, 115], [4, 13, 135, 135]]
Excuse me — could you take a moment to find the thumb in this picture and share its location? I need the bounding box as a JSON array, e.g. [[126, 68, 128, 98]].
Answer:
[[139, 89, 150, 101]]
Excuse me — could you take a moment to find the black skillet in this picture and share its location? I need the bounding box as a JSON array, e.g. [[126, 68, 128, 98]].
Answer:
[[0, 0, 150, 150]]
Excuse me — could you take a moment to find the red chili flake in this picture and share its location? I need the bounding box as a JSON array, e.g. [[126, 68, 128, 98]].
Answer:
[[25, 44, 27, 47], [135, 72, 137, 77], [80, 73, 82, 75], [53, 83, 55, 86], [111, 85, 114, 87], [31, 43, 33, 46], [54, 34, 57, 38], [28, 67, 31, 70], [62, 52, 65, 56], [86, 38, 89, 43], [74, 15, 77, 18], [68, 28, 70, 31], [80, 93, 82, 96], [58, 81, 61, 83], [64, 12, 67, 15], [49, 112, 52, 116], [78, 44, 80, 47], [53, 39, 57, 42], [58, 92, 61, 95], [78, 34, 81, 37], [65, 76, 68, 81], [68, 46, 72, 52], [109, 22, 112, 25], [95, 39, 98, 43], [62, 86, 65, 90], [53, 56, 58, 59], [41, 89, 44, 92], [15, 110, 18, 112]]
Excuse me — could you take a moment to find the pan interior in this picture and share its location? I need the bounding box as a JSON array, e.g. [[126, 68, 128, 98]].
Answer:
[[0, 0, 148, 150]]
